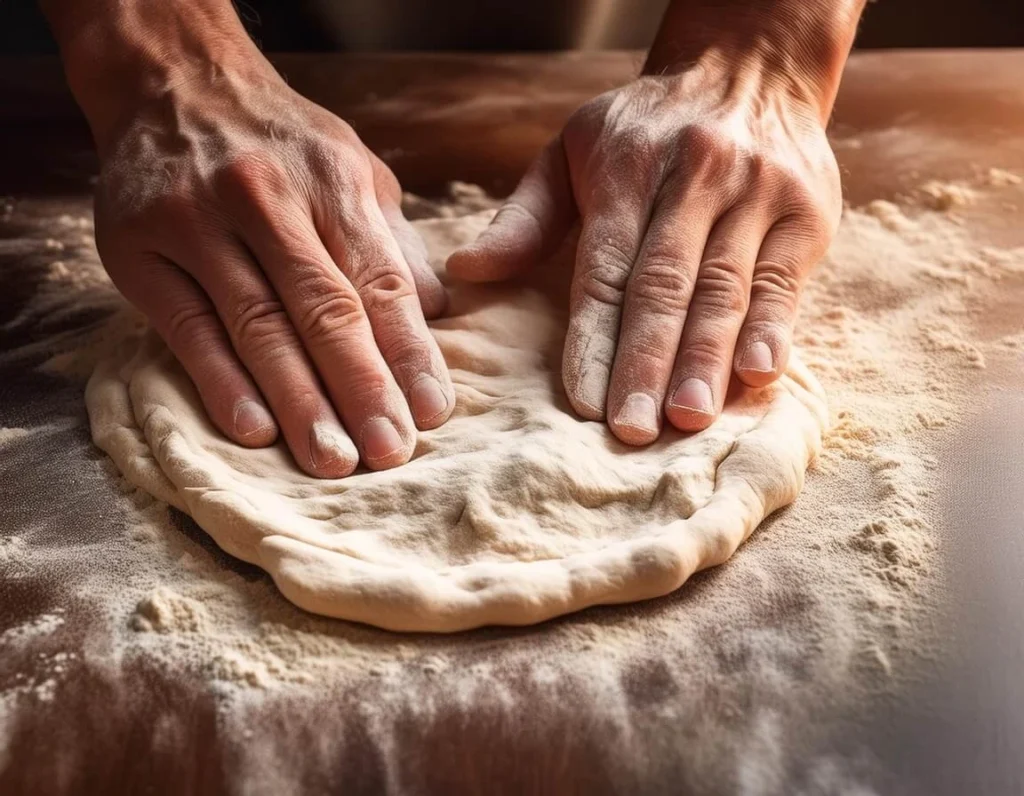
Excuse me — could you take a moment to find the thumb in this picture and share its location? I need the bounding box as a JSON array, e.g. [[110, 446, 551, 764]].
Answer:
[[446, 136, 576, 283]]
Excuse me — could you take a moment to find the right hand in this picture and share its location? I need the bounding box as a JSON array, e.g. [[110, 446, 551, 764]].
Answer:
[[90, 48, 453, 478]]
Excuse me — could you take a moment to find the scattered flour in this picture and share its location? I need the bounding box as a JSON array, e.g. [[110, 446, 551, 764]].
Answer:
[[0, 428, 31, 445], [0, 613, 65, 648], [984, 167, 1022, 187], [919, 180, 977, 211]]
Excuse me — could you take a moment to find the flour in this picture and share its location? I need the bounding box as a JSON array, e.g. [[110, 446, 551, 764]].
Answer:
[[2, 169, 1023, 792], [0, 428, 31, 445], [130, 588, 210, 634], [984, 167, 1022, 187], [919, 180, 977, 211], [0, 613, 65, 648]]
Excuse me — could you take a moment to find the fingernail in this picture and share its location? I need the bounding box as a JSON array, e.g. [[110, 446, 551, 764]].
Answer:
[[361, 417, 405, 462], [613, 392, 659, 435], [309, 421, 357, 470], [409, 376, 449, 423], [233, 399, 274, 437], [669, 378, 714, 415], [738, 341, 774, 373]]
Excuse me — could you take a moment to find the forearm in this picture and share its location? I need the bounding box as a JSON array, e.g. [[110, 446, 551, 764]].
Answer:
[[646, 0, 866, 119], [38, 0, 265, 151]]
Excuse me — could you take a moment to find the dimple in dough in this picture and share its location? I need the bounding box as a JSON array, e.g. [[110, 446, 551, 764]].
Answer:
[[85, 211, 828, 633]]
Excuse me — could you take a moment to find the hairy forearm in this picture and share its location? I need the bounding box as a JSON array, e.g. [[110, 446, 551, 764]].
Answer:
[[646, 0, 866, 118], [38, 0, 263, 150]]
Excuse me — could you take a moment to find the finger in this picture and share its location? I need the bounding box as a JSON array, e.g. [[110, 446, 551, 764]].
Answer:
[[240, 221, 418, 470], [665, 208, 768, 433], [216, 154, 419, 469], [366, 154, 449, 319], [319, 198, 456, 433], [167, 237, 359, 479], [121, 252, 279, 449], [562, 184, 659, 422], [605, 187, 717, 445], [380, 199, 448, 319], [446, 136, 575, 283], [734, 217, 824, 388]]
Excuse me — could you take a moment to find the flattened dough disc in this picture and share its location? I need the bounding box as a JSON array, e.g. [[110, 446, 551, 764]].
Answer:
[[86, 212, 828, 632]]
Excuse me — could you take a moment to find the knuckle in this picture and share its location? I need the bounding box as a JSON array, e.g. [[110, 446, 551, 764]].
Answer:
[[777, 174, 819, 212], [763, 164, 828, 221], [616, 124, 659, 168], [165, 302, 215, 347], [746, 148, 769, 172], [369, 153, 402, 201], [630, 256, 694, 311], [298, 290, 365, 344], [580, 268, 626, 307], [563, 103, 603, 152], [217, 152, 287, 196], [802, 205, 837, 241], [309, 139, 368, 190], [750, 262, 801, 309], [229, 297, 292, 352], [682, 124, 734, 164], [678, 126, 742, 187], [147, 190, 201, 229], [692, 260, 750, 316], [355, 267, 414, 307], [579, 239, 635, 305]]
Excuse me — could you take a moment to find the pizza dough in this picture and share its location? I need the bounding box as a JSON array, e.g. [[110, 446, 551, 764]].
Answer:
[[85, 211, 828, 632]]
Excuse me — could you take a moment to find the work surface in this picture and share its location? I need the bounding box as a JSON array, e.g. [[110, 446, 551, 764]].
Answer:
[[1, 50, 1023, 795]]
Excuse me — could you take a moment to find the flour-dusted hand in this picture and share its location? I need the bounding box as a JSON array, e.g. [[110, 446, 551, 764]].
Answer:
[[42, 0, 453, 476], [449, 0, 862, 445]]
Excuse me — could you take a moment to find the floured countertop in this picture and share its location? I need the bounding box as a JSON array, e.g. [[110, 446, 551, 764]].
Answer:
[[1, 51, 1024, 795]]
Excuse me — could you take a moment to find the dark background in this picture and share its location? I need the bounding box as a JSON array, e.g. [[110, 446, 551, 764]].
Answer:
[[1, 0, 1023, 54]]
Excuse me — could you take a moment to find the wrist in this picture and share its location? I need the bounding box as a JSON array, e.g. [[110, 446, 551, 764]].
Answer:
[[41, 0, 266, 153], [645, 0, 864, 121]]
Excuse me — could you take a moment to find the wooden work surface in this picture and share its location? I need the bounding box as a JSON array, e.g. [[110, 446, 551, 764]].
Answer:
[[1, 50, 1023, 794]]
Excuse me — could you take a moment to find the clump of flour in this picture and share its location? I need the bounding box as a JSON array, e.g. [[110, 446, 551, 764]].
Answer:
[[130, 587, 209, 634], [918, 180, 976, 211]]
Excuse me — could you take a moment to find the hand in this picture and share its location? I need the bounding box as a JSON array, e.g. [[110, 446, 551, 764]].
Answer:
[[54, 3, 454, 477], [448, 31, 846, 445]]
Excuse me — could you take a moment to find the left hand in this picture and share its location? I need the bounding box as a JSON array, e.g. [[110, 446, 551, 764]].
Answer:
[[447, 55, 841, 444]]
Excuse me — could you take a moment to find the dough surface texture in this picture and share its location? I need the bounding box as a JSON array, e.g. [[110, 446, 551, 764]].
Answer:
[[85, 211, 828, 632]]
